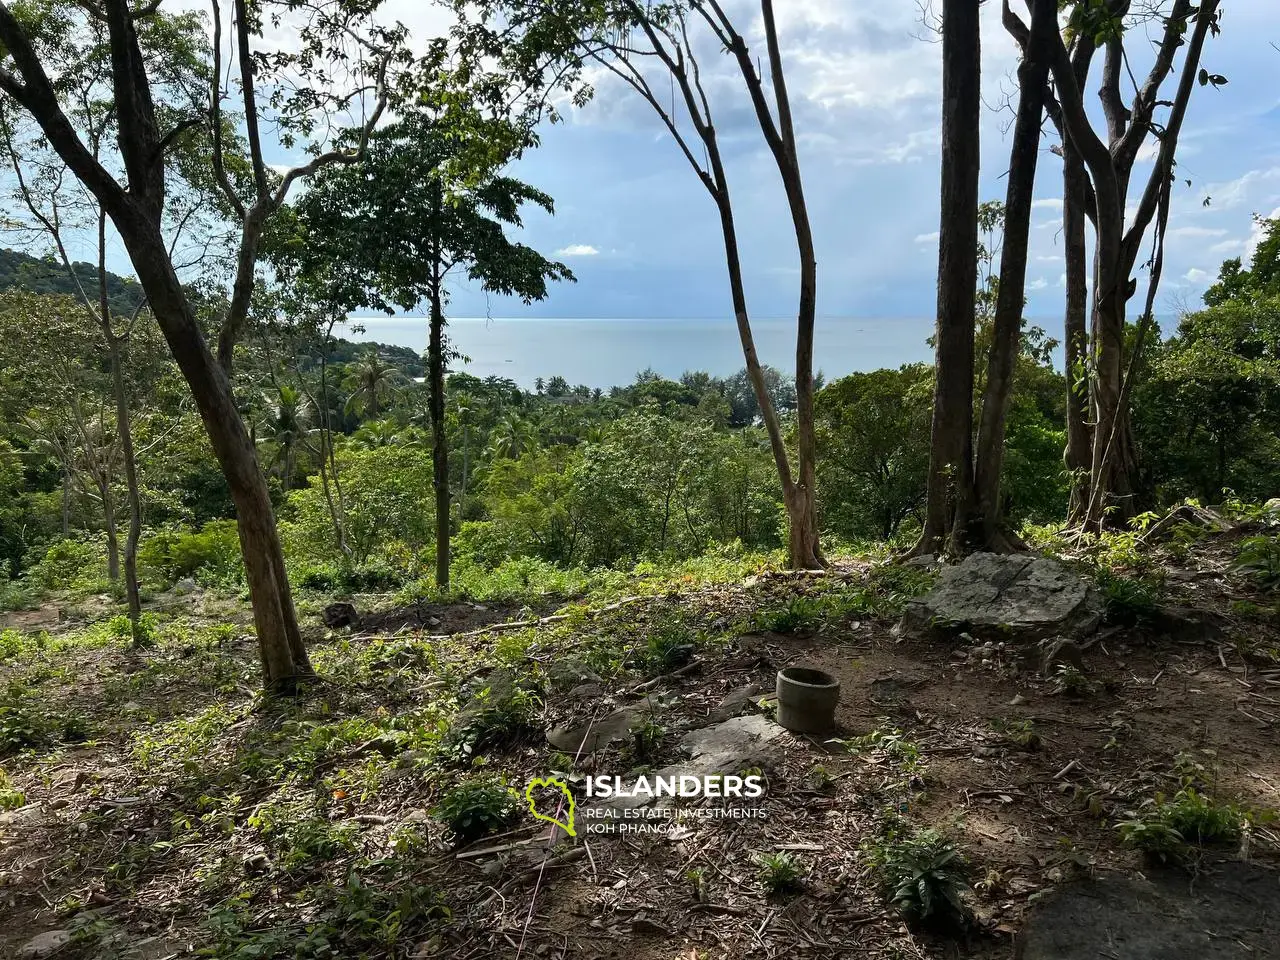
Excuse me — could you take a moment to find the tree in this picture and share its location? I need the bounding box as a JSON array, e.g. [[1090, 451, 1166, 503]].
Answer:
[[816, 366, 932, 541], [459, 0, 825, 569], [343, 351, 402, 419], [972, 0, 1056, 549], [275, 106, 571, 589], [1044, 0, 1224, 528], [1205, 217, 1280, 306], [914, 0, 982, 556], [0, 0, 406, 691]]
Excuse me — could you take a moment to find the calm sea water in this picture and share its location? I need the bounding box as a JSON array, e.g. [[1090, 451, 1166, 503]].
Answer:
[[340, 316, 938, 389]]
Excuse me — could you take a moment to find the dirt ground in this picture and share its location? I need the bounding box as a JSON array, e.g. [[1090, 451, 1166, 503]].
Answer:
[[3, 549, 1280, 959]]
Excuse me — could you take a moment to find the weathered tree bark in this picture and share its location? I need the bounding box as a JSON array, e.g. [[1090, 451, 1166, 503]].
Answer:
[[429, 261, 450, 590], [1047, 0, 1219, 528], [915, 0, 982, 556], [600, 0, 823, 569], [1062, 138, 1092, 521], [106, 334, 143, 629], [974, 0, 1054, 548]]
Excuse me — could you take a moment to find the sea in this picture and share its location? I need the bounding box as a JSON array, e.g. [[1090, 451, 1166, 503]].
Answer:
[[339, 315, 941, 389]]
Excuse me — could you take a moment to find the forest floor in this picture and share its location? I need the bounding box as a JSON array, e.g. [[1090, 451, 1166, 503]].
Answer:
[[3, 529, 1280, 959]]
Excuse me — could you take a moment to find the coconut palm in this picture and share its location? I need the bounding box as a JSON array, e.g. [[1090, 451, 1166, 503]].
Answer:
[[259, 385, 315, 492], [343, 350, 401, 419]]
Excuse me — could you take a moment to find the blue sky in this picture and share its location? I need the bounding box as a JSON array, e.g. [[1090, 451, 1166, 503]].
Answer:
[[360, 0, 1280, 326]]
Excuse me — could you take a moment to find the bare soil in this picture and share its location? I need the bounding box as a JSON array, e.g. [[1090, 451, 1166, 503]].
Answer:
[[3, 544, 1280, 959]]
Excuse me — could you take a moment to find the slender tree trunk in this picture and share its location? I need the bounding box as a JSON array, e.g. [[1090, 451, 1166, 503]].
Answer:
[[1062, 139, 1092, 522], [105, 335, 143, 630], [915, 0, 982, 557], [760, 0, 822, 570], [101, 473, 120, 582], [974, 0, 1053, 547], [429, 259, 450, 590], [61, 464, 71, 536], [123, 220, 311, 692]]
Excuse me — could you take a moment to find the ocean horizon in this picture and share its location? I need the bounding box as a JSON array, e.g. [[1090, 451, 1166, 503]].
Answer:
[[340, 315, 944, 389]]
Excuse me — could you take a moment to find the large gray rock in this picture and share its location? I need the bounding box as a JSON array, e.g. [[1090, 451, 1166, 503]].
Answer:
[[17, 930, 74, 959], [901, 553, 1101, 643], [1017, 863, 1280, 959], [546, 696, 667, 755]]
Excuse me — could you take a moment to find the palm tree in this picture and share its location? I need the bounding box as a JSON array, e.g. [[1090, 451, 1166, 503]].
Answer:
[[343, 350, 401, 418], [259, 385, 315, 492], [487, 411, 536, 460]]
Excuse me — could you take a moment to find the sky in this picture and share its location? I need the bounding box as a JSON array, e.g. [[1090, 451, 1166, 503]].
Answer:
[[30, 0, 1280, 335], [338, 0, 1280, 327]]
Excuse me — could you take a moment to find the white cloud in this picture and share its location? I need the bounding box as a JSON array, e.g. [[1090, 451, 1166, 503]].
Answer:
[[1184, 267, 1210, 283], [1203, 168, 1280, 210], [1031, 198, 1062, 211], [1027, 278, 1048, 291], [1167, 226, 1228, 239], [1246, 207, 1280, 263], [556, 244, 600, 257], [914, 231, 939, 244], [1035, 254, 1062, 262], [1209, 238, 1247, 255]]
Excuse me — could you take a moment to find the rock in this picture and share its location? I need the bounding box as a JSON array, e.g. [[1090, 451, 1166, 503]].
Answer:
[[594, 715, 789, 815], [1017, 862, 1280, 959], [711, 683, 766, 721], [172, 578, 198, 595], [1149, 605, 1226, 644], [322, 602, 360, 629], [547, 658, 603, 691], [1139, 503, 1231, 544], [546, 696, 666, 754], [904, 553, 937, 569], [17, 930, 74, 959], [901, 553, 1102, 644], [564, 682, 606, 703]]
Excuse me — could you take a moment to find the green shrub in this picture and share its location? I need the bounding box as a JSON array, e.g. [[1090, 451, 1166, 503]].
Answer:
[[1096, 569, 1160, 624], [433, 776, 518, 844], [752, 595, 823, 634], [1118, 786, 1245, 863], [1234, 536, 1280, 590], [756, 852, 803, 894], [140, 521, 243, 586], [25, 537, 107, 592], [335, 559, 404, 594], [864, 825, 970, 928]]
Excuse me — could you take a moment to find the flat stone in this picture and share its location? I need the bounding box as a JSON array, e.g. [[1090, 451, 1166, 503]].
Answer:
[[710, 683, 766, 721], [1017, 862, 1280, 959], [17, 930, 74, 959], [322, 602, 360, 629], [901, 553, 1102, 644], [546, 696, 666, 755], [596, 715, 789, 813]]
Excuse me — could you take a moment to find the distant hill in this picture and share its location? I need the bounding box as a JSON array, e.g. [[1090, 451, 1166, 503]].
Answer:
[[0, 247, 146, 317], [0, 246, 424, 377]]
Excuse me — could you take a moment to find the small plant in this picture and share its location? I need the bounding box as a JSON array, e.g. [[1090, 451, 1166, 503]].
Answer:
[[844, 727, 923, 771], [1117, 786, 1245, 864], [433, 776, 518, 844], [685, 866, 707, 901], [990, 717, 1040, 750], [0, 698, 49, 755], [864, 825, 970, 928], [752, 595, 823, 634], [641, 621, 697, 671], [1051, 663, 1093, 697], [756, 851, 803, 894], [448, 674, 543, 758], [1096, 569, 1160, 624], [628, 717, 666, 765], [1234, 536, 1280, 590], [0, 768, 25, 810]]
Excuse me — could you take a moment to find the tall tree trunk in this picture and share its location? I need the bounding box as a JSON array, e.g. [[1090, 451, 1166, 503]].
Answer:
[[123, 221, 311, 692], [101, 473, 120, 582], [974, 0, 1053, 548], [1062, 138, 1092, 522], [106, 334, 143, 631], [916, 0, 982, 556], [429, 261, 450, 590], [61, 465, 71, 536], [761, 0, 822, 570]]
